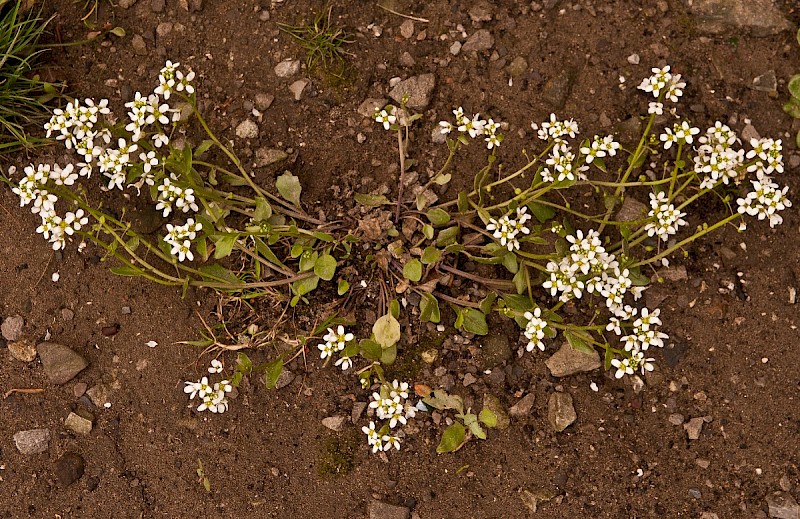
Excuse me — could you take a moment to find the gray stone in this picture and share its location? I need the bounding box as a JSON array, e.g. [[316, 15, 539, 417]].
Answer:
[[357, 98, 386, 118], [752, 70, 778, 94], [64, 412, 93, 435], [351, 401, 367, 423], [545, 342, 601, 377], [482, 394, 510, 429], [55, 452, 85, 487], [616, 116, 643, 143], [399, 19, 414, 39], [684, 416, 705, 440], [449, 41, 462, 56], [254, 148, 288, 168], [462, 373, 478, 386], [541, 69, 575, 110], [255, 93, 275, 111], [431, 126, 447, 144], [615, 196, 648, 224], [368, 500, 410, 519], [274, 59, 300, 78], [1, 315, 24, 341], [321, 415, 347, 432], [477, 334, 512, 370], [685, 0, 792, 37], [509, 393, 536, 419], [86, 383, 113, 407], [654, 265, 688, 282], [131, 35, 147, 56], [548, 392, 576, 432], [8, 339, 37, 362], [461, 29, 494, 53], [274, 368, 294, 389], [235, 119, 259, 139], [117, 0, 136, 7], [506, 56, 528, 78], [766, 491, 800, 519], [668, 413, 685, 425], [389, 74, 436, 110], [178, 0, 202, 11], [742, 124, 761, 143], [288, 79, 310, 101], [399, 52, 416, 67], [150, 0, 165, 12], [13, 429, 50, 454], [38, 342, 88, 385]]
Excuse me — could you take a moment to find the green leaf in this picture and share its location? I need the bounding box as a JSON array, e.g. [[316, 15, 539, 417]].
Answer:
[[796, 27, 800, 47], [276, 171, 302, 206], [502, 294, 534, 312], [627, 265, 650, 286], [359, 338, 382, 361], [564, 327, 596, 355], [109, 26, 126, 37], [403, 259, 423, 282], [299, 250, 319, 272], [253, 197, 272, 221], [212, 234, 238, 259], [789, 74, 800, 100], [195, 139, 214, 156], [479, 408, 498, 428], [109, 265, 145, 277], [784, 98, 800, 119], [230, 370, 243, 387], [501, 251, 518, 274], [457, 192, 469, 213], [291, 274, 320, 297], [604, 345, 614, 371], [479, 292, 497, 315], [312, 231, 334, 242], [464, 414, 486, 440], [253, 238, 287, 269], [422, 224, 435, 240], [426, 208, 451, 226], [436, 422, 466, 454], [419, 293, 441, 323], [314, 254, 337, 281], [353, 193, 390, 206], [198, 264, 242, 285], [512, 267, 527, 294], [389, 299, 400, 319], [373, 313, 401, 348], [263, 357, 284, 389], [433, 173, 451, 185], [436, 226, 460, 247], [236, 352, 253, 373], [421, 246, 442, 265], [462, 308, 489, 335], [337, 279, 349, 295], [380, 344, 397, 365]]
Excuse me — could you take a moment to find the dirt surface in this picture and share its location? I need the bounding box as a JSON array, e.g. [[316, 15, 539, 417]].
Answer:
[[1, 0, 800, 517]]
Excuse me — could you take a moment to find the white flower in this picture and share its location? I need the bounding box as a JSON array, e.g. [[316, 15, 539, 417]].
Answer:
[[322, 325, 354, 352], [522, 307, 548, 352], [374, 107, 397, 130], [382, 434, 401, 451], [648, 102, 663, 115], [208, 359, 224, 374], [611, 358, 634, 379], [335, 356, 352, 371]]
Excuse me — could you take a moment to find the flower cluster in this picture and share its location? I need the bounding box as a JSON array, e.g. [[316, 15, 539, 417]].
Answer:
[[164, 218, 203, 262], [485, 206, 531, 251], [532, 113, 579, 142], [637, 65, 685, 102], [694, 122, 744, 189], [363, 380, 415, 453], [183, 359, 233, 413], [523, 307, 549, 352], [644, 191, 687, 242], [659, 121, 700, 150], [9, 60, 200, 264], [438, 106, 503, 149], [737, 177, 792, 228], [317, 325, 355, 371]]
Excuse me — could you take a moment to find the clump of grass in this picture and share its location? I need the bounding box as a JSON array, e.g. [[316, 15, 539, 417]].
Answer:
[[0, 0, 59, 152], [278, 6, 354, 76]]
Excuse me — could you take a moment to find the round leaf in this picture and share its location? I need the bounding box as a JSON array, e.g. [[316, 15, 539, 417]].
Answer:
[[403, 259, 423, 282], [314, 254, 337, 281], [373, 313, 401, 348]]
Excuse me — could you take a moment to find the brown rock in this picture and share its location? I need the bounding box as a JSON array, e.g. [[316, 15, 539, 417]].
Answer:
[[38, 342, 88, 385], [55, 452, 85, 487], [8, 339, 37, 362], [545, 342, 601, 377], [548, 392, 576, 432], [509, 393, 536, 419]]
